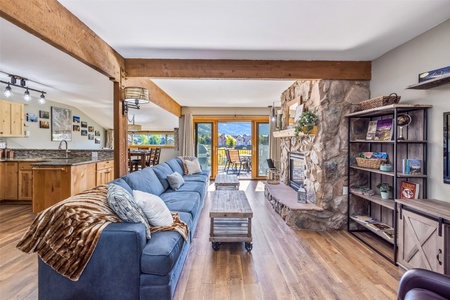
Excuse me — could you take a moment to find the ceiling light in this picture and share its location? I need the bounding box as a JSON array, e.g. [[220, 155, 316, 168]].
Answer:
[[0, 74, 47, 103], [4, 84, 12, 98], [23, 89, 31, 101], [39, 93, 46, 104], [123, 87, 150, 115]]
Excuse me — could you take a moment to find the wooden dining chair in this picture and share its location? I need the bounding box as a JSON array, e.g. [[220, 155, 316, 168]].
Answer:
[[145, 148, 154, 167], [128, 149, 139, 172], [152, 148, 161, 165]]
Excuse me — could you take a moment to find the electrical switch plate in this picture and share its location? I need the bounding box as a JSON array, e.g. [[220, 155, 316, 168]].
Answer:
[[343, 186, 348, 195]]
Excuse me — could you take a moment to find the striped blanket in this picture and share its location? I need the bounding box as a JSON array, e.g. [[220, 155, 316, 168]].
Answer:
[[16, 184, 189, 281]]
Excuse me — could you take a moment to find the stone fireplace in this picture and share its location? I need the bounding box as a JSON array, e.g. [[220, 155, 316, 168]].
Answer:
[[269, 79, 370, 231], [289, 152, 305, 192]]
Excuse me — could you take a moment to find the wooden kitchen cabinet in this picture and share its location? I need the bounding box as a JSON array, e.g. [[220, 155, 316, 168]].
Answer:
[[96, 160, 114, 186], [33, 163, 96, 213], [18, 162, 33, 200], [397, 199, 450, 275], [0, 99, 24, 137], [3, 161, 18, 200], [0, 162, 4, 200]]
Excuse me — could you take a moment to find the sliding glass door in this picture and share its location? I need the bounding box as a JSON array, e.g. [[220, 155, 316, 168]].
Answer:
[[256, 122, 270, 177], [194, 123, 213, 173]]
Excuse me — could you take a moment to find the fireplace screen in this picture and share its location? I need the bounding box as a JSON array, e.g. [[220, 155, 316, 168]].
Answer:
[[289, 153, 305, 191]]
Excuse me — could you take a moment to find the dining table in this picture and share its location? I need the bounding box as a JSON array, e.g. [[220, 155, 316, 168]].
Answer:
[[129, 150, 151, 172]]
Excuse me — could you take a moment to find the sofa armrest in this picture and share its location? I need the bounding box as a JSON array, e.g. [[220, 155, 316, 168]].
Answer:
[[39, 222, 147, 300], [398, 268, 450, 300]]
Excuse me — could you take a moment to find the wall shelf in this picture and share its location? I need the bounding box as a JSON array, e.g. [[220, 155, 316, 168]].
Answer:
[[406, 74, 450, 90]]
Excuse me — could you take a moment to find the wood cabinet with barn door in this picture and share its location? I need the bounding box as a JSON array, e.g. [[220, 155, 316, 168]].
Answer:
[[0, 99, 24, 137], [397, 198, 450, 275]]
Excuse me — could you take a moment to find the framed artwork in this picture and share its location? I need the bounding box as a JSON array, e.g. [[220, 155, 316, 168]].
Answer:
[[81, 121, 87, 128], [88, 134, 94, 140], [73, 125, 80, 132], [94, 130, 101, 136], [26, 113, 38, 122], [40, 120, 49, 129], [294, 104, 304, 122], [95, 138, 101, 144], [73, 116, 80, 123], [39, 110, 49, 119], [51, 106, 72, 141], [88, 126, 94, 132], [81, 130, 87, 136]]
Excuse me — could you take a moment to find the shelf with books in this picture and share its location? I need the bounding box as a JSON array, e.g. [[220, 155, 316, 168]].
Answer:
[[346, 103, 431, 264], [350, 216, 394, 244]]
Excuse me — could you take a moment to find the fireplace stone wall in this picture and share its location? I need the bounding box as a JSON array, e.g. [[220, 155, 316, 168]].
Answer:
[[278, 80, 370, 230]]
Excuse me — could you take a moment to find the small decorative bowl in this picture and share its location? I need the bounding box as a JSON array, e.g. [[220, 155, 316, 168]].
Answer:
[[380, 164, 392, 172]]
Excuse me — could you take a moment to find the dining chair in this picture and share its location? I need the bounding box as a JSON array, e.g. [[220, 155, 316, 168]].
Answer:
[[152, 148, 161, 166], [227, 149, 248, 175], [128, 149, 140, 172], [145, 148, 154, 167]]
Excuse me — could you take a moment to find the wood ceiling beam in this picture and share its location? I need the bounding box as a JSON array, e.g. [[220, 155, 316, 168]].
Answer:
[[0, 0, 124, 81], [125, 59, 372, 80], [123, 78, 182, 117]]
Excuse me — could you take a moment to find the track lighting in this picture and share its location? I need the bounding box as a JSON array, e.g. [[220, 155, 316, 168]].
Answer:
[[0, 74, 47, 104], [39, 92, 46, 104], [4, 84, 12, 98]]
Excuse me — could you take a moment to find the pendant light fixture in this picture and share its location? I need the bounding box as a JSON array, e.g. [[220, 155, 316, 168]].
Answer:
[[0, 74, 47, 104]]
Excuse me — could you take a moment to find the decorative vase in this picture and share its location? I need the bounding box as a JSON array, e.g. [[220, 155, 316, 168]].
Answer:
[[380, 191, 390, 200]]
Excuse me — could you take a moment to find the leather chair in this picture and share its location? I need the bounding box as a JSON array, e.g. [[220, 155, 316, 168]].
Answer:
[[398, 268, 450, 300]]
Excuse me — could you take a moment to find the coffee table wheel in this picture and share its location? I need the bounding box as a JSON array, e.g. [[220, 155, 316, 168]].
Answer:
[[245, 242, 253, 251], [212, 242, 221, 251]]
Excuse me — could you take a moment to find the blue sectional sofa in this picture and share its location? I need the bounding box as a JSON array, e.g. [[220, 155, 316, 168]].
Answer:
[[38, 158, 210, 300]]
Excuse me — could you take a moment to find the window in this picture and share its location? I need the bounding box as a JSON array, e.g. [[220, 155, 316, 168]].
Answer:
[[128, 131, 175, 147]]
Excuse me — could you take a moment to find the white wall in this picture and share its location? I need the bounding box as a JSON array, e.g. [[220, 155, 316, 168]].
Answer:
[[3, 97, 107, 150], [371, 19, 450, 202]]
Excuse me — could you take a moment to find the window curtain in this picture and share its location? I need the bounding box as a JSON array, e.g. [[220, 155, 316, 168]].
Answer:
[[179, 114, 194, 156]]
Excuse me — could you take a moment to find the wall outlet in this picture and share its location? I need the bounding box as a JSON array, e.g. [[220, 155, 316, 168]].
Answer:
[[0, 143, 6, 149], [92, 152, 98, 159], [343, 186, 348, 195]]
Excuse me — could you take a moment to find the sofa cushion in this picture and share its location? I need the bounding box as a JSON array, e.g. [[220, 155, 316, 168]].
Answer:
[[122, 167, 165, 196], [106, 184, 151, 239], [160, 192, 201, 218], [167, 172, 185, 190], [133, 190, 173, 227], [182, 173, 209, 183], [152, 163, 175, 191], [164, 181, 206, 200], [165, 158, 184, 175], [141, 230, 185, 276]]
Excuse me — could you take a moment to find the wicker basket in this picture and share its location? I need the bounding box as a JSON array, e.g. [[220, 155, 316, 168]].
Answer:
[[355, 157, 386, 169], [358, 93, 401, 111]]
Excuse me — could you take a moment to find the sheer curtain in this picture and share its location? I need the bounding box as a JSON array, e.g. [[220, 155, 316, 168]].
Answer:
[[179, 114, 194, 156]]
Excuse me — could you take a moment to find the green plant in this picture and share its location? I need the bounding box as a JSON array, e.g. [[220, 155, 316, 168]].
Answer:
[[376, 182, 393, 192], [294, 110, 318, 137]]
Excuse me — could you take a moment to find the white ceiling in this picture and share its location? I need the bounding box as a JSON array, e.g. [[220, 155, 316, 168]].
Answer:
[[1, 1, 449, 130]]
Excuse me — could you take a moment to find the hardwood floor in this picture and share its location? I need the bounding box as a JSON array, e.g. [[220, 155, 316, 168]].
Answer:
[[0, 181, 403, 299]]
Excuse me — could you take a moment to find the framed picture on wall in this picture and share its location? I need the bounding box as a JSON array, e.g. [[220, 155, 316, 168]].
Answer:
[[39, 110, 49, 119], [51, 106, 72, 141]]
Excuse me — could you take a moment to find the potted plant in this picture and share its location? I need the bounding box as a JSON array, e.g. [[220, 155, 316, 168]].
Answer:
[[294, 110, 318, 137], [376, 182, 393, 200]]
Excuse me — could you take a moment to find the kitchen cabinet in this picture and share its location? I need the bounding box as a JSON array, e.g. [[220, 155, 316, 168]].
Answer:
[[397, 198, 450, 275], [3, 161, 18, 200], [0, 162, 4, 200], [18, 162, 33, 200], [33, 163, 96, 213], [96, 160, 114, 186], [0, 99, 24, 137]]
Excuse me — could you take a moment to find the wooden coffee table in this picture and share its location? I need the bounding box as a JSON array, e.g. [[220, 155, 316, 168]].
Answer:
[[214, 174, 239, 190], [209, 190, 253, 251]]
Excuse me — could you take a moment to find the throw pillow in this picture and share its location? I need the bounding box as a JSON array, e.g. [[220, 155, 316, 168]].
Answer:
[[133, 190, 173, 227], [167, 172, 185, 190], [107, 184, 151, 239], [178, 156, 197, 175], [185, 158, 202, 174]]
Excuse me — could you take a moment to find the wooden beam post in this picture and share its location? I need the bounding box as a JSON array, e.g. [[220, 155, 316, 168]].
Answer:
[[125, 59, 371, 80], [122, 78, 182, 117], [0, 0, 124, 80], [113, 81, 128, 178]]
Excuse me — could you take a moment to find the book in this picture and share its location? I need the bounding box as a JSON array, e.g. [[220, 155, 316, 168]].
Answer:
[[383, 230, 394, 240], [365, 120, 378, 140], [367, 222, 393, 231], [402, 159, 422, 175], [374, 119, 393, 141], [400, 181, 420, 199]]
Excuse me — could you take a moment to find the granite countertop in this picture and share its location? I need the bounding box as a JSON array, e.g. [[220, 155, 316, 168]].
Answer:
[[0, 157, 113, 166]]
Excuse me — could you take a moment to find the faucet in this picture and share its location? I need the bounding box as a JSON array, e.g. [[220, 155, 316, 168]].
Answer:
[[58, 139, 70, 158]]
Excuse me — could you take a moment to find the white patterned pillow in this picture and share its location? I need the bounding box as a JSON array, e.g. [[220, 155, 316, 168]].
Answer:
[[133, 190, 173, 227], [107, 184, 151, 239]]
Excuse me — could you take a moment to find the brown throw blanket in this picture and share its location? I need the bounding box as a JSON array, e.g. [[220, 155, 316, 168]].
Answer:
[[16, 184, 189, 281]]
